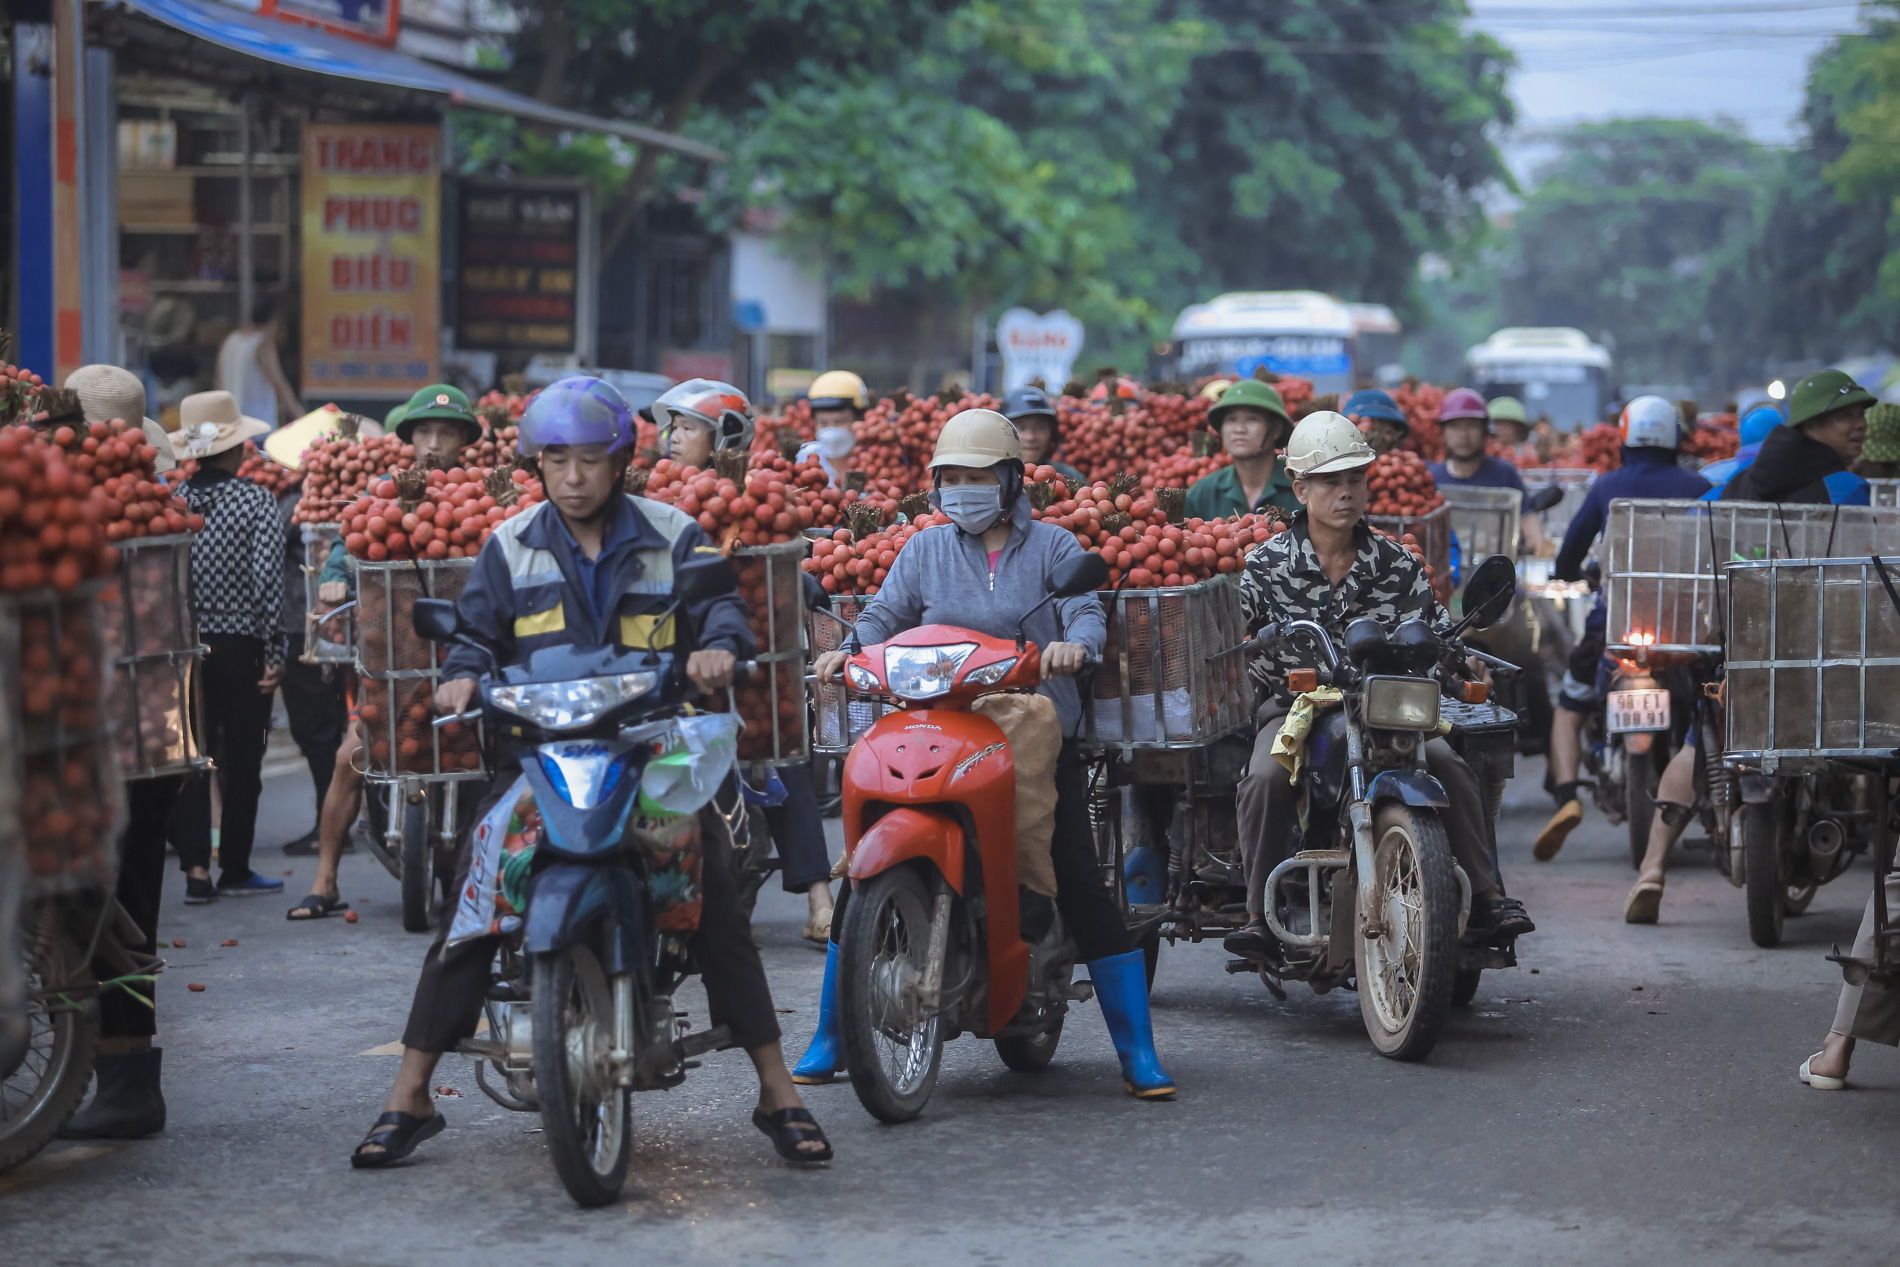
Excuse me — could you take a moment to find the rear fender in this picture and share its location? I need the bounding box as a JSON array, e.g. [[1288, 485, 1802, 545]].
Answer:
[[525, 863, 646, 976], [846, 807, 964, 893], [1739, 774, 1781, 804], [1367, 769, 1450, 809]]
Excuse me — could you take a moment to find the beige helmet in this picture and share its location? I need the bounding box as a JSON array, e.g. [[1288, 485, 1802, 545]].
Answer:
[[1284, 410, 1375, 477], [929, 408, 1022, 469], [808, 369, 869, 411]]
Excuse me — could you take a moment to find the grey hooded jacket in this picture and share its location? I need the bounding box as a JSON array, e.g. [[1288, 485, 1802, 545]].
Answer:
[[851, 495, 1106, 735]]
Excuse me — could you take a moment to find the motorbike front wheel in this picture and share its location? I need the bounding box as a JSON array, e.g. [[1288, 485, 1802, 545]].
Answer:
[[0, 899, 99, 1173], [1357, 804, 1460, 1061], [1742, 802, 1787, 948], [839, 866, 945, 1122], [995, 1020, 1063, 1072], [398, 794, 437, 934], [533, 936, 632, 1207]]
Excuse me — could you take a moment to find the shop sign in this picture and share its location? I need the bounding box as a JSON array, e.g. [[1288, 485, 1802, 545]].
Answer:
[[456, 181, 592, 357], [997, 308, 1084, 393], [302, 123, 439, 397], [260, 0, 400, 47]]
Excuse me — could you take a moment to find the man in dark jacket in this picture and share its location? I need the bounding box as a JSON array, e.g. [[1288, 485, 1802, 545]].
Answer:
[[1721, 369, 1873, 504]]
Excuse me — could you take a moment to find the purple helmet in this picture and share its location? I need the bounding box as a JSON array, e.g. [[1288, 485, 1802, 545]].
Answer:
[[518, 376, 635, 457]]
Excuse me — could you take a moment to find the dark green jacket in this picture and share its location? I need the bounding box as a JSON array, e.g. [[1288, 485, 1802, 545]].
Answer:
[[1184, 459, 1299, 520]]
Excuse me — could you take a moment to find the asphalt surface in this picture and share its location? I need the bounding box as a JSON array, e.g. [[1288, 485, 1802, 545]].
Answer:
[[4, 758, 1896, 1265]]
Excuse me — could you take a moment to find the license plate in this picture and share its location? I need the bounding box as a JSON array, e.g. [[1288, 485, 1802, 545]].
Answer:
[[1607, 688, 1670, 734]]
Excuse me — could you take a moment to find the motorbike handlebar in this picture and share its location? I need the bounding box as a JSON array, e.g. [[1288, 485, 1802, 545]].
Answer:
[[431, 708, 482, 729]]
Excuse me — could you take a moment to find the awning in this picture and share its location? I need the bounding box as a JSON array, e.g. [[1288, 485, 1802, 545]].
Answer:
[[117, 0, 725, 163]]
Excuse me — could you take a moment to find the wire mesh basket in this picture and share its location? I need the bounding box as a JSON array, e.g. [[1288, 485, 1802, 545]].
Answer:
[[1367, 501, 1452, 601], [1520, 468, 1596, 542], [1603, 498, 1900, 655], [809, 594, 896, 753], [719, 541, 809, 765], [354, 558, 484, 780], [96, 533, 208, 780], [1089, 573, 1250, 748], [1442, 484, 1524, 569], [301, 523, 354, 664], [1725, 557, 1900, 768], [0, 583, 126, 895]]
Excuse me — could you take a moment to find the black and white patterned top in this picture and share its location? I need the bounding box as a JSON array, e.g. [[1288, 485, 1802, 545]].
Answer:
[[1238, 510, 1451, 701], [178, 469, 286, 667]]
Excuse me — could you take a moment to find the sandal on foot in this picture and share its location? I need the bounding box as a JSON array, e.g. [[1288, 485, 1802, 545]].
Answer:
[[1799, 1053, 1846, 1090], [751, 1107, 833, 1163], [288, 894, 349, 921], [1534, 799, 1583, 861], [350, 1110, 444, 1168], [1624, 880, 1664, 925], [802, 909, 833, 946]]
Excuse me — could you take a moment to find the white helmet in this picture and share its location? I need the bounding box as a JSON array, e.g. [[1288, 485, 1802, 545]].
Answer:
[[653, 378, 755, 454], [1284, 410, 1375, 477], [1620, 395, 1680, 450]]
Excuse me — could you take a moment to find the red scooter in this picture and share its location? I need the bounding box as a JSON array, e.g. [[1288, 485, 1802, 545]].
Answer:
[[829, 556, 1108, 1121]]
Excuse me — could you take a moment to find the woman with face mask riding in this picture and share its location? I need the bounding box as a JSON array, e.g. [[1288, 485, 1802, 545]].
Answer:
[[798, 410, 1177, 1099]]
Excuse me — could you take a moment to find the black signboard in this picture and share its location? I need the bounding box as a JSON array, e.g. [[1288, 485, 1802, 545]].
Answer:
[[455, 181, 591, 354]]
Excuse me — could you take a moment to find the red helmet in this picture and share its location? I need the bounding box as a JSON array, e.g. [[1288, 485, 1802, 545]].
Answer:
[[1438, 387, 1490, 425], [652, 378, 755, 454]]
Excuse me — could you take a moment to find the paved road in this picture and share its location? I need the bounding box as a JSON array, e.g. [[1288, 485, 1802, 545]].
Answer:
[[4, 762, 1894, 1265]]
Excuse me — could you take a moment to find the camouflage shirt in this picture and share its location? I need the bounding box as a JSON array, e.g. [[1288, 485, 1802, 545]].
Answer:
[[1238, 511, 1452, 701]]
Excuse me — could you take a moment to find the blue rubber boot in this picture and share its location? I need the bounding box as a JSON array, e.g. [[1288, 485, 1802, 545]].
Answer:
[[791, 942, 846, 1085], [1089, 950, 1176, 1099], [1123, 845, 1165, 905]]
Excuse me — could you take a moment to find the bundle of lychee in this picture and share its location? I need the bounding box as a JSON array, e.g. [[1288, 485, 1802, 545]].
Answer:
[[1681, 414, 1739, 463], [634, 450, 837, 547], [1579, 423, 1623, 473], [22, 401, 201, 547], [720, 549, 808, 761], [14, 595, 118, 881], [1389, 381, 1446, 462], [0, 427, 127, 591], [751, 397, 815, 465], [848, 398, 920, 494], [358, 676, 482, 774], [1364, 450, 1444, 518], [340, 464, 543, 562]]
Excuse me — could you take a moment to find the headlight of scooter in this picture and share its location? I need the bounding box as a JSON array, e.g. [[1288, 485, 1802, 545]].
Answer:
[[883, 643, 978, 701], [1363, 676, 1440, 731], [490, 672, 660, 730], [962, 657, 1017, 687], [846, 662, 881, 692]]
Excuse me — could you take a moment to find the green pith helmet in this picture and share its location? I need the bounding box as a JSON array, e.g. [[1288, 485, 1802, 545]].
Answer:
[[395, 383, 482, 446], [383, 402, 409, 433], [1487, 396, 1529, 426], [1864, 401, 1900, 463], [1786, 369, 1877, 429], [1206, 378, 1291, 431]]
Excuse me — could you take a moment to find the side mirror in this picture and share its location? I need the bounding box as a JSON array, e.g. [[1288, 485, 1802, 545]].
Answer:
[[1460, 554, 1518, 630], [1049, 552, 1110, 598], [1525, 485, 1565, 515], [412, 598, 461, 642], [675, 555, 737, 603]]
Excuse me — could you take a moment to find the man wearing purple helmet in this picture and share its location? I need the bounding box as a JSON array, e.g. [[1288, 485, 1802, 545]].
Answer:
[[351, 376, 835, 1169], [1429, 388, 1549, 556]]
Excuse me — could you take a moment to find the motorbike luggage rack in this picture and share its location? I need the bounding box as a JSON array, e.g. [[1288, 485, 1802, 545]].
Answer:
[[1261, 849, 1350, 948]]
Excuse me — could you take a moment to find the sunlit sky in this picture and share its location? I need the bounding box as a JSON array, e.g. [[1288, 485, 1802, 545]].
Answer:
[[1471, 0, 1871, 177]]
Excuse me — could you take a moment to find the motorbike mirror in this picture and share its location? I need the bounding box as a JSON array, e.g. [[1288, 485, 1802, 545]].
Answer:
[[1459, 555, 1518, 630], [1525, 485, 1565, 515], [674, 555, 737, 603], [1049, 552, 1110, 598], [412, 598, 461, 642], [1343, 617, 1389, 666]]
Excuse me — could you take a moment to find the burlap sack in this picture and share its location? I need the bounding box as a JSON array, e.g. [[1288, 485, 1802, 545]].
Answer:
[[972, 692, 1060, 897]]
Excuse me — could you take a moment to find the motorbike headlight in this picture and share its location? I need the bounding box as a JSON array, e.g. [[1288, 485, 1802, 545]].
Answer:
[[846, 662, 881, 692], [1363, 676, 1440, 731], [883, 643, 978, 701], [962, 657, 1017, 687], [490, 672, 660, 730]]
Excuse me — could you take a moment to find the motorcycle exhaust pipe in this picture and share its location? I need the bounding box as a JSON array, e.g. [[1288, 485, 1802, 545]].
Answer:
[[1807, 818, 1845, 873]]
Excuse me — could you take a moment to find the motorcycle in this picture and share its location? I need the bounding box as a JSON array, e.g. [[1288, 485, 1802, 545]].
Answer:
[[1236, 554, 1524, 1060], [828, 552, 1109, 1122], [1732, 766, 1877, 947], [410, 555, 757, 1207], [1596, 651, 1726, 870]]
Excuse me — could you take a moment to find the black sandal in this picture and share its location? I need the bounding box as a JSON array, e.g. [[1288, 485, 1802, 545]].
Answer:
[[350, 1111, 445, 1168], [288, 894, 349, 921], [752, 1107, 833, 1163]]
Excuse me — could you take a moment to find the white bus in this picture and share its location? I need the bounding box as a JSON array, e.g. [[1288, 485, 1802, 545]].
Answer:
[[1466, 327, 1613, 430], [1172, 291, 1360, 394]]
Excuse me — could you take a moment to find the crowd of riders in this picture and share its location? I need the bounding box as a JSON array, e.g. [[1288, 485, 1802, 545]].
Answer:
[[46, 354, 1900, 1166]]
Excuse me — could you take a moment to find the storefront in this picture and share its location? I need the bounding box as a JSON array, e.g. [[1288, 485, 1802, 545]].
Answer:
[[11, 0, 719, 418]]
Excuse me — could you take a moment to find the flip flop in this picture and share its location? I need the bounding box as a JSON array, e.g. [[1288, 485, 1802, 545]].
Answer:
[[1533, 799, 1583, 861], [1624, 880, 1664, 925], [288, 894, 349, 921], [350, 1110, 445, 1168], [1799, 1053, 1845, 1090], [802, 908, 833, 946], [752, 1106, 833, 1163]]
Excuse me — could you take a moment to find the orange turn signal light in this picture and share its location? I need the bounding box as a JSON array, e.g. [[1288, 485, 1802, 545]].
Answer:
[[1463, 680, 1489, 704], [1288, 669, 1319, 693]]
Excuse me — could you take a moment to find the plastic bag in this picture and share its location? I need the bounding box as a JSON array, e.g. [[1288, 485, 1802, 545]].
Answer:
[[445, 773, 539, 949], [637, 712, 740, 816]]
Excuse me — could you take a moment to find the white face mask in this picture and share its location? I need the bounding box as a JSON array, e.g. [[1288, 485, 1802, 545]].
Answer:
[[815, 426, 855, 460], [937, 484, 1004, 534]]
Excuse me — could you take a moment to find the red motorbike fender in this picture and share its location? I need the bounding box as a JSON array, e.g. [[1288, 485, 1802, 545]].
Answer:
[[847, 807, 965, 893]]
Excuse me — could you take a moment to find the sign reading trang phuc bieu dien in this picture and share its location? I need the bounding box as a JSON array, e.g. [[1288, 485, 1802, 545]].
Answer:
[[301, 123, 440, 398]]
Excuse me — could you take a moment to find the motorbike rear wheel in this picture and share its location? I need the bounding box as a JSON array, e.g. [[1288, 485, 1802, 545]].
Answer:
[[533, 936, 632, 1207], [1357, 805, 1459, 1061], [1743, 802, 1787, 948], [994, 1020, 1063, 1072], [839, 866, 945, 1122], [1625, 745, 1662, 870], [0, 899, 99, 1174]]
